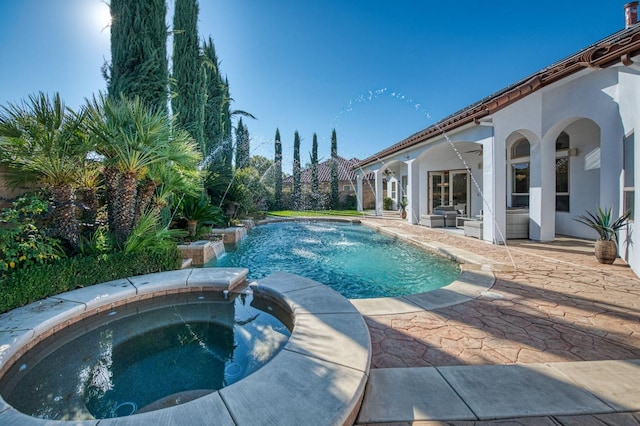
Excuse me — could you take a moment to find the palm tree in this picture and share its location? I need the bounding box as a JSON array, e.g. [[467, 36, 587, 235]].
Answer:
[[84, 94, 202, 246], [0, 92, 89, 248], [75, 158, 103, 233]]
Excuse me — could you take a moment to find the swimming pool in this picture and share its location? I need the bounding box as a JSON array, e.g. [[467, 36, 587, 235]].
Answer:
[[207, 221, 460, 299]]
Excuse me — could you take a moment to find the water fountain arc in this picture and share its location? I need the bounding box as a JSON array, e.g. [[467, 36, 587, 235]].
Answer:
[[341, 89, 517, 270]]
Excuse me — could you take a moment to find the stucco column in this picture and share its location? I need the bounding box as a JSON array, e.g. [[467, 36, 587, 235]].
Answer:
[[405, 159, 419, 224], [483, 133, 506, 243], [599, 121, 624, 214], [374, 169, 383, 216], [356, 174, 363, 212], [529, 138, 555, 241]]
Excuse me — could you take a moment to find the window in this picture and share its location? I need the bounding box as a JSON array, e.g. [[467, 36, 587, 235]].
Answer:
[[510, 138, 530, 207], [390, 180, 397, 200], [555, 157, 569, 211], [555, 132, 570, 212], [624, 131, 635, 221], [512, 138, 530, 158], [512, 163, 530, 207], [401, 175, 408, 201], [556, 132, 570, 150]]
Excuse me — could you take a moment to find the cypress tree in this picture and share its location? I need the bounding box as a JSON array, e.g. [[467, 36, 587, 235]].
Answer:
[[293, 131, 301, 210], [106, 0, 168, 114], [221, 78, 233, 170], [202, 37, 225, 162], [235, 118, 250, 169], [274, 128, 282, 209], [172, 0, 205, 150], [330, 129, 339, 209], [311, 132, 319, 208]]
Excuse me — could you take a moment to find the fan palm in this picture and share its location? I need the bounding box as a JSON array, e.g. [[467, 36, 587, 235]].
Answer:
[[84, 94, 202, 247], [144, 126, 203, 212], [0, 92, 90, 248]]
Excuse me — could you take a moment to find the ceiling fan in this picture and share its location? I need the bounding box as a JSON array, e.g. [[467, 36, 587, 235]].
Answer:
[[465, 147, 483, 156]]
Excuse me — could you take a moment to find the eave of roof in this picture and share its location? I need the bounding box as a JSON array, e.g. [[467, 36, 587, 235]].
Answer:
[[357, 23, 640, 169]]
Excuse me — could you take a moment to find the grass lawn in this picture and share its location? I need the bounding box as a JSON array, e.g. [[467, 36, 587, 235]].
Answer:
[[267, 210, 364, 217]]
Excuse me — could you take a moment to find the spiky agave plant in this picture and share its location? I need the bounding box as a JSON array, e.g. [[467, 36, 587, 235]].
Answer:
[[573, 206, 631, 242]]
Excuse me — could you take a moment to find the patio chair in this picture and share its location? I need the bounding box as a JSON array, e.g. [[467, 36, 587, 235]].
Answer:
[[434, 205, 460, 227], [455, 203, 467, 216]]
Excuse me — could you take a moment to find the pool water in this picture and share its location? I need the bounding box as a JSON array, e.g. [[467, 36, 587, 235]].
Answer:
[[207, 221, 460, 299], [0, 292, 290, 420]]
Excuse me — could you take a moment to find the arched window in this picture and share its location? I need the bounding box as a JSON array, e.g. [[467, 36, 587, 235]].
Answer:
[[511, 138, 530, 159], [509, 138, 530, 208], [555, 132, 570, 212], [556, 132, 570, 150]]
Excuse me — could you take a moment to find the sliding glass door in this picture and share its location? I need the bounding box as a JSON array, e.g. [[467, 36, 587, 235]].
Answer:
[[428, 170, 469, 214]]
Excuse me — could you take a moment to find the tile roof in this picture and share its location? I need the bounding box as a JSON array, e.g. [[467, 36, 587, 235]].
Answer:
[[283, 156, 374, 184], [357, 22, 640, 168]]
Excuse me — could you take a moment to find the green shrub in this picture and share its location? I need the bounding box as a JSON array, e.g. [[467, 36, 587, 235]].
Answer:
[[0, 245, 183, 314], [383, 197, 394, 210], [341, 194, 358, 210], [0, 195, 65, 277]]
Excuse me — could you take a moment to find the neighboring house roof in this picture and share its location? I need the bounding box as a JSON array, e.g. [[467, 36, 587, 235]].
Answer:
[[284, 156, 374, 184], [358, 22, 640, 168]]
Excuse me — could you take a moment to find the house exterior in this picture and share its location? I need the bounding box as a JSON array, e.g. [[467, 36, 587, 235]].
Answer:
[[284, 156, 376, 208], [355, 2, 640, 273]]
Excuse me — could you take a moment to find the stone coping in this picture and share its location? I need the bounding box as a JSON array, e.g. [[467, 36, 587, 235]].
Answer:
[[336, 219, 499, 316], [350, 263, 495, 316], [0, 269, 371, 426]]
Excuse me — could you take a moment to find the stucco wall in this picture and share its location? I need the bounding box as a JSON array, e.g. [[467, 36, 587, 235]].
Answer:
[[618, 66, 640, 272]]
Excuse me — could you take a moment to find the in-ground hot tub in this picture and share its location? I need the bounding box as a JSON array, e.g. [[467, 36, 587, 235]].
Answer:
[[0, 268, 371, 425], [1, 291, 291, 420]]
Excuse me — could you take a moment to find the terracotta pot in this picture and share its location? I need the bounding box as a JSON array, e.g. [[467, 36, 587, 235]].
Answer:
[[187, 220, 198, 237], [401, 210, 407, 219], [594, 239, 618, 264]]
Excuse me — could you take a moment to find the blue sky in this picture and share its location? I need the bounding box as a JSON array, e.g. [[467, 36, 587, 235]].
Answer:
[[0, 1, 626, 173]]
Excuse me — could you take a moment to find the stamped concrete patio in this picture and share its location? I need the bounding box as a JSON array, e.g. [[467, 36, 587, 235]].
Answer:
[[354, 215, 640, 425]]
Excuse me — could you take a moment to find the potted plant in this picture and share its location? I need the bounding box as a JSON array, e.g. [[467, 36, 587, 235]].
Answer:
[[399, 198, 409, 219], [574, 206, 631, 264], [178, 193, 224, 238]]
